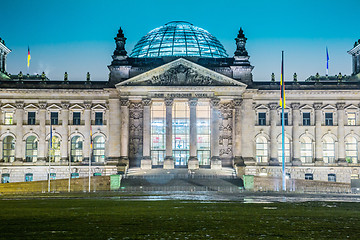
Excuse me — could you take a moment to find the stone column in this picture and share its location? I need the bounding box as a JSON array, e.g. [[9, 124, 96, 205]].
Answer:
[[60, 102, 70, 162], [141, 98, 152, 169], [188, 98, 199, 170], [164, 98, 174, 169], [38, 102, 47, 162], [210, 98, 222, 169], [233, 99, 243, 166], [314, 102, 323, 165], [269, 103, 279, 166], [120, 98, 130, 166], [241, 98, 255, 165], [83, 101, 92, 162], [291, 103, 301, 166], [107, 98, 121, 165], [336, 103, 347, 165], [15, 101, 24, 162]]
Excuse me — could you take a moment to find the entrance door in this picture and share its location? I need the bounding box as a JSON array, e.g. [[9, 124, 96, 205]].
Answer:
[[173, 150, 189, 166]]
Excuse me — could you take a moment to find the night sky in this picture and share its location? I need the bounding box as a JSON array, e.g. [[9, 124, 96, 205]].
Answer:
[[1, 0, 359, 81]]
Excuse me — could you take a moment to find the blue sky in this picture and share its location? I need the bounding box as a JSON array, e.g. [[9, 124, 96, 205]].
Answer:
[[2, 0, 359, 81]]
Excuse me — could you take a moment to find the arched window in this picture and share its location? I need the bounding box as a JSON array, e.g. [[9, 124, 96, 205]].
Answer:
[[70, 136, 83, 162], [256, 136, 268, 163], [48, 136, 61, 162], [93, 136, 105, 162], [3, 136, 15, 162], [300, 136, 313, 163], [25, 136, 38, 162], [278, 136, 291, 163], [323, 136, 335, 164], [346, 136, 358, 163]]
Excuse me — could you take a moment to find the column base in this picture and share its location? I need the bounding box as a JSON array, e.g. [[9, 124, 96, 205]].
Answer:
[[163, 156, 174, 169], [269, 158, 279, 166], [337, 158, 348, 166], [210, 156, 222, 170], [233, 156, 245, 167], [118, 156, 129, 167], [106, 157, 121, 166], [243, 157, 256, 166], [188, 157, 199, 170], [291, 158, 302, 166], [141, 156, 152, 169], [314, 158, 324, 166]]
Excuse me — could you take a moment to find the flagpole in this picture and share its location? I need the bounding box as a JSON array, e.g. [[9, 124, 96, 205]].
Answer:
[[68, 151, 71, 193], [48, 123, 52, 193], [281, 51, 286, 191], [89, 125, 92, 192]]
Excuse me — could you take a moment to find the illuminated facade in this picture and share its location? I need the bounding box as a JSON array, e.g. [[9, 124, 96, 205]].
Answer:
[[1, 22, 360, 183]]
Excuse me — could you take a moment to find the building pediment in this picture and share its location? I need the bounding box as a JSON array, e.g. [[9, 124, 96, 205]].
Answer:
[[116, 58, 246, 87]]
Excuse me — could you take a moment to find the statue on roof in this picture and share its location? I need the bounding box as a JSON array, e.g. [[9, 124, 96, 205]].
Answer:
[[234, 28, 248, 57], [113, 27, 127, 58]]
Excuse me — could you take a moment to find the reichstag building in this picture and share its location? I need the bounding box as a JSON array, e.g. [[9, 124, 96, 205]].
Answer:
[[0, 21, 360, 183]]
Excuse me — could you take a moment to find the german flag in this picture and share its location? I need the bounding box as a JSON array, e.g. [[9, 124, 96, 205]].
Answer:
[[279, 51, 285, 107], [27, 46, 31, 68]]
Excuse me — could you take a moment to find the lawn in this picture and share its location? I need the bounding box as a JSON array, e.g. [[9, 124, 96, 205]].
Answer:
[[0, 194, 359, 239]]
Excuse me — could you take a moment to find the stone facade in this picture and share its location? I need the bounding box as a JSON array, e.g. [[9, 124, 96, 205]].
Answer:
[[1, 24, 360, 184]]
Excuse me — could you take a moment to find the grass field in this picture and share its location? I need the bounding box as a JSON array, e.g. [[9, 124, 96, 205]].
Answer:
[[1, 194, 360, 239]]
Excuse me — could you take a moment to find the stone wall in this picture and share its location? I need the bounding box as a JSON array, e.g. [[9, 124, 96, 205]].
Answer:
[[0, 176, 111, 195], [250, 176, 351, 193]]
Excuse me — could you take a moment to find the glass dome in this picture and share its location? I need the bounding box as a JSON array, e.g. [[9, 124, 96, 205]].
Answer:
[[130, 21, 228, 58]]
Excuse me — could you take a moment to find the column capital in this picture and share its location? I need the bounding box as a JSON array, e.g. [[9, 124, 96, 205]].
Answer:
[[313, 102, 323, 110], [268, 102, 278, 110], [84, 101, 92, 109], [61, 101, 70, 110], [188, 98, 198, 107], [233, 98, 242, 107], [164, 98, 174, 106], [142, 98, 152, 107], [210, 98, 220, 108], [15, 101, 24, 109], [336, 102, 345, 110], [38, 101, 47, 109], [291, 102, 300, 110], [120, 98, 130, 107]]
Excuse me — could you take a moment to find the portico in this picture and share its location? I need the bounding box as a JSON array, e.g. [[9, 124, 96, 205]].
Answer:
[[115, 58, 246, 170]]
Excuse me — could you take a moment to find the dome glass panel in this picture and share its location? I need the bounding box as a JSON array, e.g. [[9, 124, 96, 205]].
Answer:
[[130, 21, 228, 58]]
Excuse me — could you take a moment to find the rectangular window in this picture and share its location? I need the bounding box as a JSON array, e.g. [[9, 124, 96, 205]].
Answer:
[[28, 112, 36, 125], [347, 112, 356, 126], [305, 173, 313, 180], [48, 173, 56, 180], [280, 112, 289, 125], [95, 112, 103, 125], [25, 173, 33, 182], [4, 112, 13, 125], [50, 112, 58, 125], [151, 102, 166, 166], [258, 112, 266, 126], [328, 173, 336, 182], [73, 112, 81, 125], [71, 172, 79, 178], [1, 174, 10, 183], [325, 113, 333, 126], [303, 112, 311, 126]]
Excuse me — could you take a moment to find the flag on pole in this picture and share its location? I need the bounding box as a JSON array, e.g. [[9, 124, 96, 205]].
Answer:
[[279, 52, 285, 107], [27, 46, 31, 68], [90, 125, 93, 150], [326, 47, 329, 76]]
